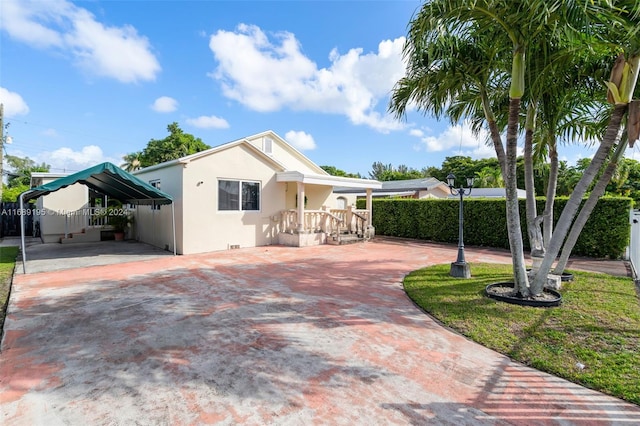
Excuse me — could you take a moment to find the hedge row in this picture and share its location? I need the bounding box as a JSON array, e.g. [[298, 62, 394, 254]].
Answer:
[[356, 197, 632, 259]]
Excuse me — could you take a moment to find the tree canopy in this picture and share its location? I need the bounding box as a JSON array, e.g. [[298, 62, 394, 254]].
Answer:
[[2, 155, 51, 202], [122, 123, 210, 170]]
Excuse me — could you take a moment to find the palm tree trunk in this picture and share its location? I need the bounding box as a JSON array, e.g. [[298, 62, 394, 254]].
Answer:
[[532, 104, 628, 294], [524, 103, 544, 257], [554, 138, 628, 274], [543, 140, 559, 248], [506, 98, 530, 297], [481, 88, 508, 178]]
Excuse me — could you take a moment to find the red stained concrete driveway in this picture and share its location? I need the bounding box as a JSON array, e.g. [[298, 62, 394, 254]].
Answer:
[[1, 239, 639, 425]]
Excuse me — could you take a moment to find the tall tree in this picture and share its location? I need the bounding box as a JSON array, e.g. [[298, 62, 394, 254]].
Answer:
[[5, 155, 50, 187], [368, 162, 394, 180], [2, 155, 50, 202], [391, 0, 638, 297], [124, 123, 211, 168], [554, 136, 630, 274], [533, 51, 640, 292]]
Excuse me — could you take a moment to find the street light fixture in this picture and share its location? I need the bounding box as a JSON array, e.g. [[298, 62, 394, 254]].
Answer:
[[447, 173, 474, 278]]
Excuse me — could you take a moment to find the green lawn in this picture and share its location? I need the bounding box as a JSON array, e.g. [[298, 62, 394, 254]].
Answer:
[[404, 263, 640, 406], [0, 246, 19, 339]]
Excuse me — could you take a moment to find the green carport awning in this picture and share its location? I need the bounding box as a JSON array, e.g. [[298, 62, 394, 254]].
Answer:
[[22, 162, 173, 205], [19, 162, 176, 273]]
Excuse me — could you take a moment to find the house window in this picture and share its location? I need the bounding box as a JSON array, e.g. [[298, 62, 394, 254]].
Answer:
[[150, 180, 161, 210], [218, 180, 260, 211]]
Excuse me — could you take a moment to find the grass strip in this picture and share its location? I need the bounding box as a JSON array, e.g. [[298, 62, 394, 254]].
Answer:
[[404, 263, 640, 405], [0, 246, 19, 341]]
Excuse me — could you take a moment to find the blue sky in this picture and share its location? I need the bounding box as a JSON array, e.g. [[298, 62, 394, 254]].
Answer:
[[0, 0, 608, 178]]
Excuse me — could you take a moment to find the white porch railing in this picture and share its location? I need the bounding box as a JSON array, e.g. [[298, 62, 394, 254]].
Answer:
[[279, 206, 370, 237], [63, 207, 110, 237]]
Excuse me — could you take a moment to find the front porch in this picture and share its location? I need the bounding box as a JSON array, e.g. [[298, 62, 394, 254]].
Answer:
[[275, 172, 379, 247], [277, 205, 373, 247]]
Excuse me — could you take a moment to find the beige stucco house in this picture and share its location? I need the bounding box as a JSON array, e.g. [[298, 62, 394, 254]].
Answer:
[[29, 131, 381, 253], [130, 130, 382, 254]]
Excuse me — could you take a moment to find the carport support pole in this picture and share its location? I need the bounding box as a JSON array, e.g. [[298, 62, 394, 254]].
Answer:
[[171, 202, 176, 255], [19, 193, 26, 274]]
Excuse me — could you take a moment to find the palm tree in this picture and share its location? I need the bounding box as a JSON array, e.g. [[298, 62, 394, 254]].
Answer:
[[391, 0, 595, 296], [121, 152, 142, 172], [532, 50, 640, 293], [554, 137, 630, 274], [393, 0, 639, 297]]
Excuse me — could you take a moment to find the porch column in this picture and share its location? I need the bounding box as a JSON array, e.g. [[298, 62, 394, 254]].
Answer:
[[366, 188, 373, 226], [296, 181, 305, 233]]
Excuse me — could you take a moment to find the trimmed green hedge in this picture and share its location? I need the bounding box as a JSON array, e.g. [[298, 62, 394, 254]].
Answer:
[[357, 197, 632, 259]]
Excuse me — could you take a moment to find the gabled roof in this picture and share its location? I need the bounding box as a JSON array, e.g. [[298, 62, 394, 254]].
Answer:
[[22, 162, 173, 205], [133, 130, 325, 175]]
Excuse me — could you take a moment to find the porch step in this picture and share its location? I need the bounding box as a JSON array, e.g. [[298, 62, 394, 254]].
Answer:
[[60, 227, 103, 244], [327, 233, 365, 245]]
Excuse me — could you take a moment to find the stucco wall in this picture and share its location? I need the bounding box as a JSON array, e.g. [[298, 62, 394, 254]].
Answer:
[[246, 134, 323, 175], [133, 166, 183, 253], [284, 183, 333, 210], [37, 183, 88, 243], [180, 144, 285, 254]]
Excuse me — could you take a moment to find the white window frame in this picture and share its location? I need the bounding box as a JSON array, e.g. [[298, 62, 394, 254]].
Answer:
[[218, 179, 261, 212], [150, 180, 161, 210]]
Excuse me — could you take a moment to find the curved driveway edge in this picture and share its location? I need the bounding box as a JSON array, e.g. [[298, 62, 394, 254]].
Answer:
[[2, 240, 639, 425]]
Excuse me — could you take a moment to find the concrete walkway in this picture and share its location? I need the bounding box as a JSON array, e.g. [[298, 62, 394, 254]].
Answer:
[[1, 240, 639, 425]]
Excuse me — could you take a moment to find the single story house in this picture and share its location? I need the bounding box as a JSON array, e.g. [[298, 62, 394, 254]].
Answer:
[[29, 130, 382, 254]]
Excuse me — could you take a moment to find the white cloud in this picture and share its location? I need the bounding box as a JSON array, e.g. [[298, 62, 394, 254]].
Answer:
[[411, 122, 496, 159], [151, 96, 178, 113], [208, 24, 406, 133], [42, 128, 59, 138], [186, 115, 229, 129], [38, 145, 120, 172], [284, 130, 316, 151], [0, 87, 30, 117], [1, 0, 160, 83]]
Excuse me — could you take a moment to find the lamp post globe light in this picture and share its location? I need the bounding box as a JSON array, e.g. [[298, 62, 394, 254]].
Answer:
[[447, 173, 474, 278]]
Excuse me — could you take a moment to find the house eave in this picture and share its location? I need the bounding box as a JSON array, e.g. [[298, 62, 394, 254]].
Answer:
[[276, 171, 382, 189]]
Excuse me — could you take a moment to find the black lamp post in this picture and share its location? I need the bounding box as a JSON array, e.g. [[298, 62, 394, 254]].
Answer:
[[447, 173, 474, 278]]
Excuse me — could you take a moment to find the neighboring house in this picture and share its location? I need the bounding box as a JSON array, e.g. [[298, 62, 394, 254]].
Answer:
[[333, 177, 451, 207], [30, 173, 91, 243], [129, 130, 381, 254]]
